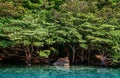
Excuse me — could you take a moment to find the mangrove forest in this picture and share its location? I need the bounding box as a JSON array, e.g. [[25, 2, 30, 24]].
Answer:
[[0, 0, 120, 67]]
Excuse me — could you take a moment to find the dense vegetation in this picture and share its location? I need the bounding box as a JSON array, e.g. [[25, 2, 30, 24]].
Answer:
[[0, 0, 120, 66]]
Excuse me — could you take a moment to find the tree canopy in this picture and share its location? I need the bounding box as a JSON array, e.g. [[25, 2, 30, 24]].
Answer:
[[0, 0, 120, 66]]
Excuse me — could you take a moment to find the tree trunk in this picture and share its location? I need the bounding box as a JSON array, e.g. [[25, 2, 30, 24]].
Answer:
[[87, 49, 90, 63], [66, 48, 69, 58], [81, 49, 84, 63], [70, 44, 76, 64], [25, 46, 31, 66]]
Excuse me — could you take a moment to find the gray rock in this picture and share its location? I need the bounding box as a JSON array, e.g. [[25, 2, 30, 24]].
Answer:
[[53, 57, 70, 67]]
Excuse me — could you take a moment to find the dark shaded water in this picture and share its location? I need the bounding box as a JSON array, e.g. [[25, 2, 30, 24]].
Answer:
[[0, 65, 120, 78]]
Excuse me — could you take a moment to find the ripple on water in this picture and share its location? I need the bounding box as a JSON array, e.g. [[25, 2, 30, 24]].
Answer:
[[0, 65, 120, 78]]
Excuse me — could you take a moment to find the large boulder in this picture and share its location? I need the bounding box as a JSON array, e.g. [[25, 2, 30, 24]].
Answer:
[[53, 57, 70, 67]]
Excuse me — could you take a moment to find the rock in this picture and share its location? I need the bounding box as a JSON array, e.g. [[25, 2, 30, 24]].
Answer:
[[53, 57, 70, 67]]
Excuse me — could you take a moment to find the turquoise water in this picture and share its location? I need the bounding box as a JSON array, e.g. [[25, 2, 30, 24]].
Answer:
[[0, 65, 120, 78]]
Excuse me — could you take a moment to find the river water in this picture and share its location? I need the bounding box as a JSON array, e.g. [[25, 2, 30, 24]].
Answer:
[[0, 65, 120, 78]]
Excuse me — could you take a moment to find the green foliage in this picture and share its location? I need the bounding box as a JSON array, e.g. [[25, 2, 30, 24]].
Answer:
[[38, 47, 58, 58], [48, 0, 65, 9], [0, 18, 14, 47], [30, 0, 43, 4], [22, 0, 41, 9], [38, 50, 51, 58], [0, 2, 25, 18], [0, 40, 13, 48], [2, 14, 48, 46], [0, 0, 120, 65]]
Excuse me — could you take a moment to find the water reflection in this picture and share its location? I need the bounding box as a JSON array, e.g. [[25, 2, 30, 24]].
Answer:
[[0, 65, 120, 78], [53, 66, 70, 71]]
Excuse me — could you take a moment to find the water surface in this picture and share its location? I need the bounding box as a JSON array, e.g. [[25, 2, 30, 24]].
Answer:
[[0, 65, 120, 78]]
